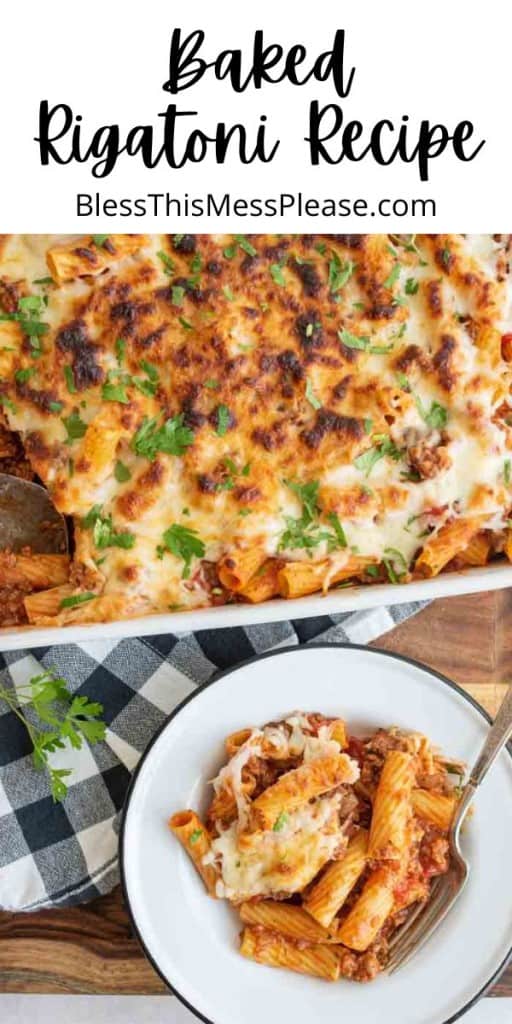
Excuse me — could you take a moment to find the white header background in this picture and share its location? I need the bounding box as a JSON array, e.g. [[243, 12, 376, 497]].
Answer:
[[0, 0, 510, 231]]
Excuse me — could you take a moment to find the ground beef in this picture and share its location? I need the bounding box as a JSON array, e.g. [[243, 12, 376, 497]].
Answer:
[[408, 441, 452, 480], [338, 947, 385, 982], [420, 826, 450, 878]]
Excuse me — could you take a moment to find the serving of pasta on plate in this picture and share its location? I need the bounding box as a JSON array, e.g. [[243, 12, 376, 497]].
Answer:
[[0, 233, 512, 634], [170, 711, 462, 983]]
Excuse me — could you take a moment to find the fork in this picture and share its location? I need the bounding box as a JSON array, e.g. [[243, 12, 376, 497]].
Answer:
[[387, 682, 512, 974]]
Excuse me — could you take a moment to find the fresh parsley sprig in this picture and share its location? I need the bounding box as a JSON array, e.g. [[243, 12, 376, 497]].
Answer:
[[278, 480, 348, 554], [354, 435, 403, 477], [328, 253, 355, 294], [0, 670, 106, 802], [156, 523, 206, 578], [0, 295, 49, 357], [131, 414, 194, 460], [81, 505, 135, 550]]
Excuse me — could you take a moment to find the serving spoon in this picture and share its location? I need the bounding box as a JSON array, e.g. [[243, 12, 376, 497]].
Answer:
[[0, 473, 68, 554], [387, 682, 512, 972]]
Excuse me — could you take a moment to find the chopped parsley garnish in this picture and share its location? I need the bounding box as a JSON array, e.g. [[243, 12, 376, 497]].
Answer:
[[0, 395, 17, 413], [204, 379, 219, 389], [405, 277, 419, 295], [15, 367, 36, 384], [115, 338, 126, 364], [354, 436, 402, 477], [132, 377, 157, 398], [270, 263, 287, 287], [505, 459, 511, 486], [92, 234, 109, 248], [33, 276, 54, 286], [384, 263, 401, 289], [402, 235, 427, 265], [157, 250, 175, 276], [216, 404, 231, 436], [131, 414, 194, 460], [60, 592, 96, 609], [157, 523, 205, 578], [415, 397, 448, 430], [62, 365, 76, 393], [364, 417, 373, 434], [441, 247, 452, 267], [396, 372, 410, 391], [102, 375, 130, 404], [383, 547, 408, 584], [0, 295, 49, 355], [279, 480, 347, 553], [326, 511, 347, 548], [365, 565, 380, 578], [328, 253, 355, 293], [139, 359, 159, 382], [189, 829, 203, 844], [222, 457, 250, 484], [392, 323, 408, 341], [273, 811, 289, 832], [338, 329, 392, 355], [81, 505, 135, 550], [171, 285, 186, 307], [179, 316, 193, 331], [62, 410, 87, 443], [305, 377, 322, 410], [338, 329, 370, 350], [234, 234, 257, 257], [223, 285, 235, 301], [315, 242, 327, 255], [49, 401, 63, 413], [286, 479, 320, 521], [223, 244, 237, 259], [114, 460, 131, 483], [368, 343, 394, 355]]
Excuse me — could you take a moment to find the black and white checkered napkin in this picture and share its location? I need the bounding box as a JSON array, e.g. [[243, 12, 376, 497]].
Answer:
[[0, 601, 426, 911]]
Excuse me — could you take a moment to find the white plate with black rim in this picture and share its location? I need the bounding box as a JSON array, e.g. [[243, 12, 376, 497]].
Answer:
[[120, 645, 512, 1024]]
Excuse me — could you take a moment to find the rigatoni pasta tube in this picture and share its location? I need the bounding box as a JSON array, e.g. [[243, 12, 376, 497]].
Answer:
[[47, 234, 146, 283], [412, 789, 456, 831], [39, 593, 134, 626], [217, 549, 267, 591], [249, 753, 359, 831], [0, 553, 69, 589], [240, 926, 340, 981], [415, 517, 482, 578], [328, 719, 347, 748], [368, 750, 414, 861], [303, 829, 369, 928], [168, 811, 218, 897], [239, 560, 281, 603], [239, 901, 337, 944], [458, 531, 491, 567], [277, 556, 375, 599], [24, 584, 74, 622], [206, 777, 256, 827], [336, 867, 395, 951], [225, 728, 254, 757]]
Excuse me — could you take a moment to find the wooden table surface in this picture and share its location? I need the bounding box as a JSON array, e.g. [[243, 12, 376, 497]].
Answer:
[[1, 589, 512, 996]]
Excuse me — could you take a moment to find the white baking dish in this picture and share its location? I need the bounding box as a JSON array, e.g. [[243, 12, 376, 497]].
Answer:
[[1, 562, 511, 651]]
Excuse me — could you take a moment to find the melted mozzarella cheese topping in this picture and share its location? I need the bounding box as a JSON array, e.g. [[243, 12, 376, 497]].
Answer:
[[208, 793, 344, 900], [0, 233, 510, 621]]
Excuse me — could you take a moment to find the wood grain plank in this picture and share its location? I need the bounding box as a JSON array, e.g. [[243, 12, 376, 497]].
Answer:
[[0, 893, 166, 995], [1, 590, 511, 996]]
